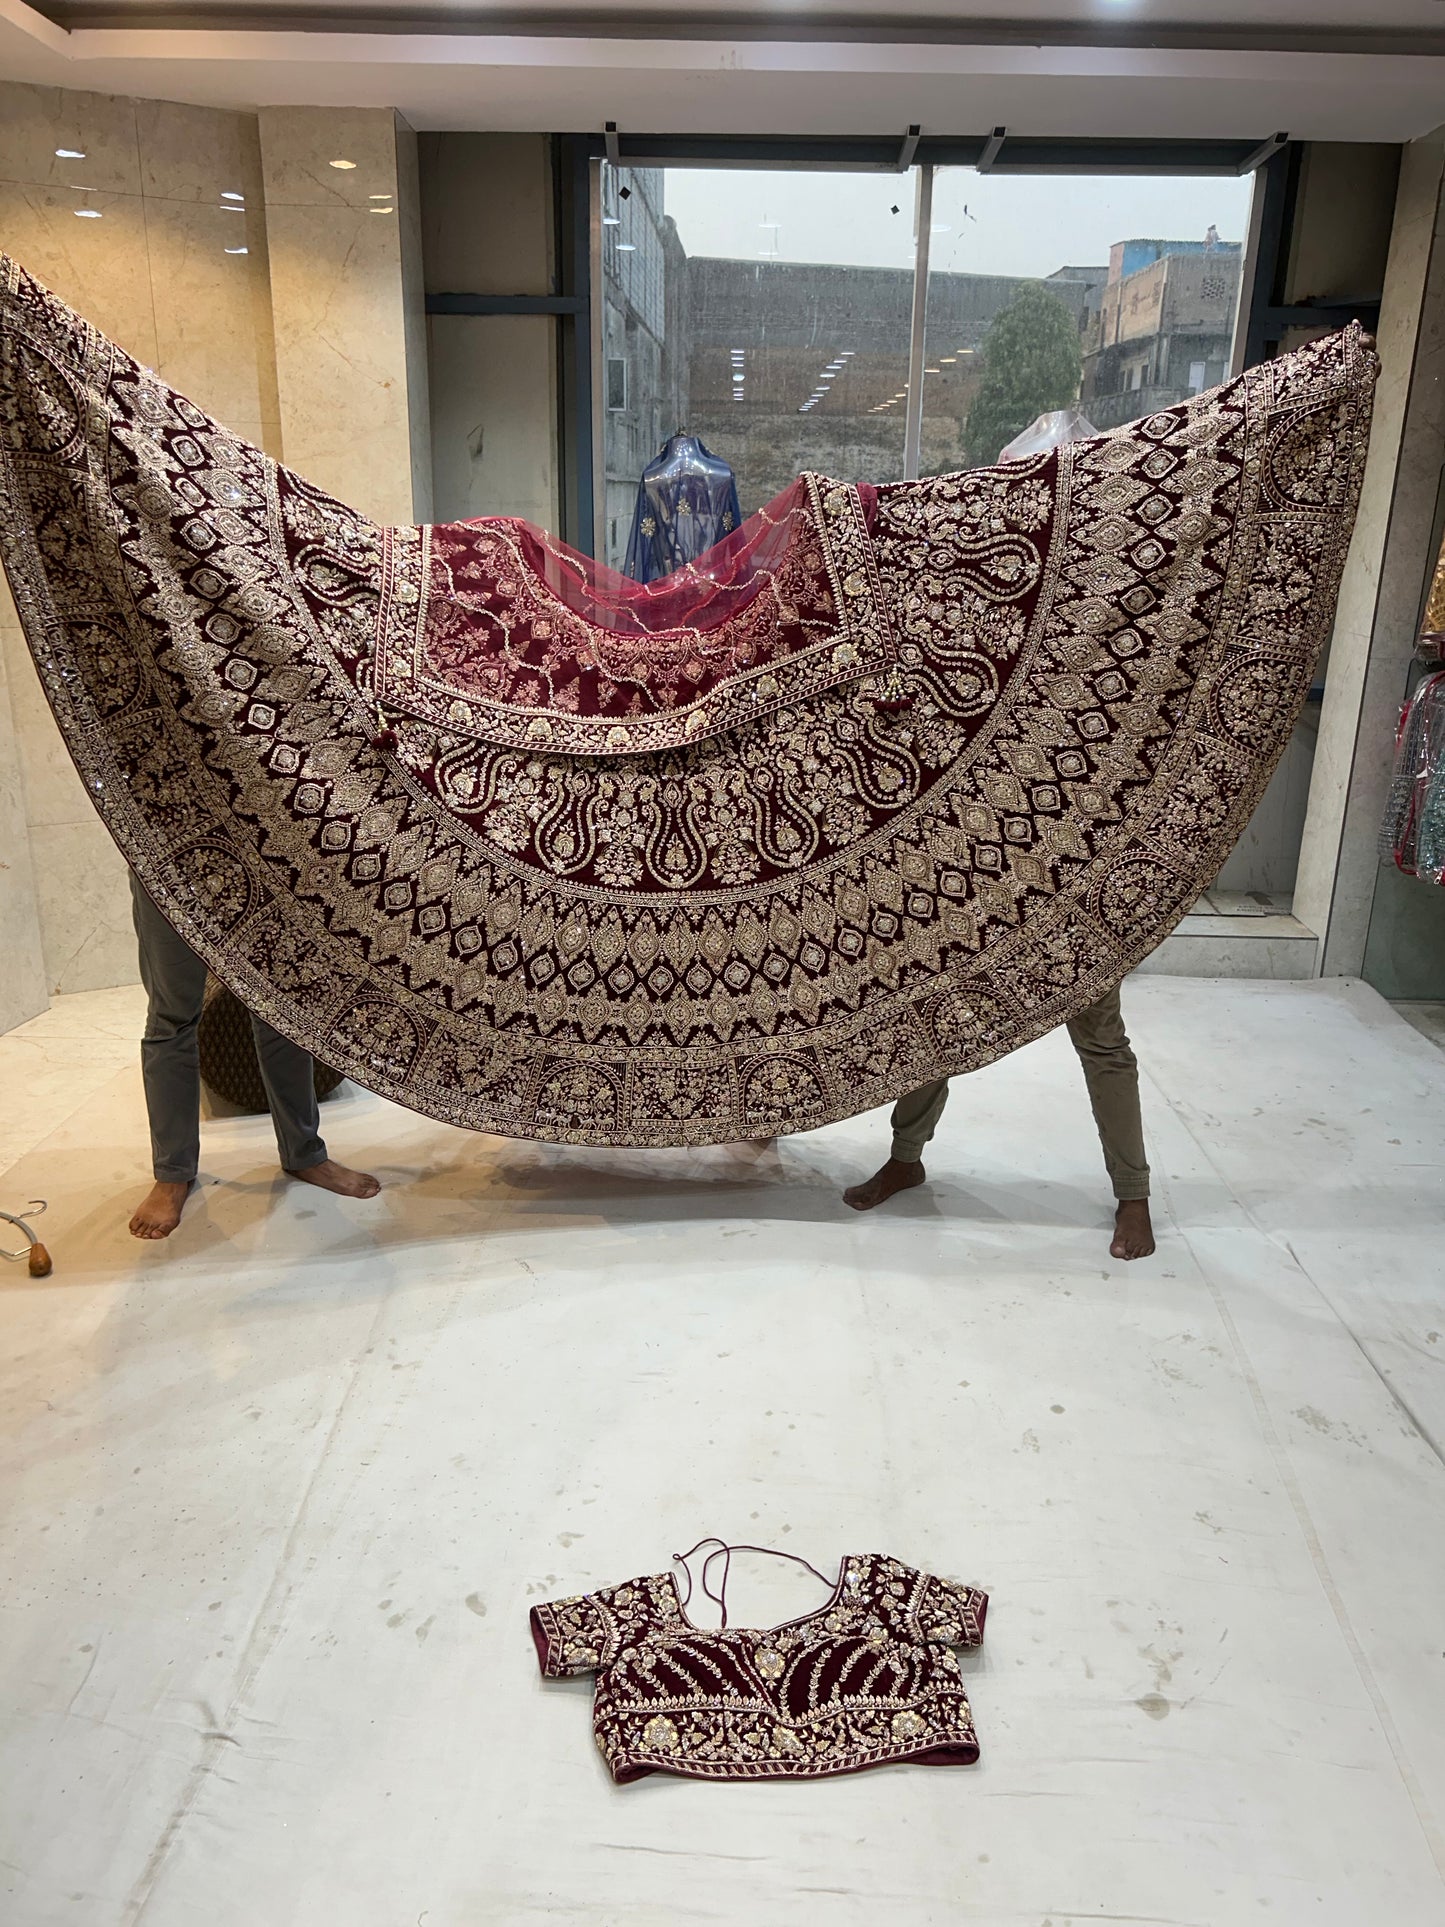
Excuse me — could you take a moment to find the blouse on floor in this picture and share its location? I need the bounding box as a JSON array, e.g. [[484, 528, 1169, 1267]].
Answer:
[[530, 1552, 987, 1784]]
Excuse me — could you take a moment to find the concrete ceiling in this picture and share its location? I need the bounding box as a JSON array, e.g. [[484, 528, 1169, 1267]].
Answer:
[[4, 0, 1445, 139]]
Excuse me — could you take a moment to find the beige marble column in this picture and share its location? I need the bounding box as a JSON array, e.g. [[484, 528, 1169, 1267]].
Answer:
[[257, 108, 432, 527], [0, 605, 48, 1037], [0, 80, 284, 1014], [1293, 130, 1445, 974]]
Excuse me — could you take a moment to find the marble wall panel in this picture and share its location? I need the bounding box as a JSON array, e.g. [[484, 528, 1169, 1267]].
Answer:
[[1293, 132, 1444, 954], [0, 605, 48, 1035], [142, 197, 276, 429], [396, 117, 433, 526], [259, 107, 431, 528], [256, 105, 402, 212], [0, 181, 159, 368], [27, 819, 135, 998], [133, 98, 262, 207], [0, 81, 141, 198], [0, 80, 292, 1019]]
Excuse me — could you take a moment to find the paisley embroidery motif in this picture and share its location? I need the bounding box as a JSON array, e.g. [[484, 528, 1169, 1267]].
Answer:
[[0, 256, 1376, 1147], [530, 1555, 988, 1784]]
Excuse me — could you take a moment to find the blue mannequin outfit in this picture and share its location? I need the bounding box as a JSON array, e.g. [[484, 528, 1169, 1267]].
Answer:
[[623, 434, 743, 583]]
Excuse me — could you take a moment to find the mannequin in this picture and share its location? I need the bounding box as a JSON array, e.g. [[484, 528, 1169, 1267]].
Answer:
[[624, 433, 744, 583]]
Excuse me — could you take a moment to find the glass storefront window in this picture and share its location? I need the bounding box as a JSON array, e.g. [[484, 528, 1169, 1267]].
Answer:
[[598, 166, 919, 569], [918, 169, 1255, 474]]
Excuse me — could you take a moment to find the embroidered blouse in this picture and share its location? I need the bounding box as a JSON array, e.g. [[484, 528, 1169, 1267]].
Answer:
[[530, 1552, 987, 1783]]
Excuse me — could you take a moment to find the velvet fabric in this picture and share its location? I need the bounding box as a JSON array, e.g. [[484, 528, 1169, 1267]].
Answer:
[[0, 256, 1376, 1146]]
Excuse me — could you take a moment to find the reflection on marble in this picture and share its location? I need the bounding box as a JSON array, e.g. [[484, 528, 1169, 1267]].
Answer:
[[134, 98, 264, 207], [143, 197, 278, 428], [257, 104, 404, 211], [0, 977, 1443, 1923], [0, 180, 159, 367], [0, 80, 141, 197]]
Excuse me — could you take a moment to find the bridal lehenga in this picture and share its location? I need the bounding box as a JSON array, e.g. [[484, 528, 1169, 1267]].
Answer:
[[0, 257, 1376, 1145]]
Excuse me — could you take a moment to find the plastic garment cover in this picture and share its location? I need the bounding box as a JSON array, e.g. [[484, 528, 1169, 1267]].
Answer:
[[1381, 671, 1445, 885], [1378, 523, 1445, 885], [998, 407, 1100, 463], [623, 435, 744, 583]]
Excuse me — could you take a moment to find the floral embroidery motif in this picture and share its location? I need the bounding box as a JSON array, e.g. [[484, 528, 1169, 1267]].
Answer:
[[529, 1555, 988, 1784], [0, 255, 1377, 1150]]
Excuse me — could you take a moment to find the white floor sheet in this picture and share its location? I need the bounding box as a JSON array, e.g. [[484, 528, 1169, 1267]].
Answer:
[[0, 976, 1442, 1927]]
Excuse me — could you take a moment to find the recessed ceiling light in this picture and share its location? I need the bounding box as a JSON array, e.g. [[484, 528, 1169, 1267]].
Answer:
[[221, 204, 244, 212], [370, 206, 393, 215], [55, 147, 85, 159], [221, 191, 244, 202], [603, 216, 620, 226], [617, 242, 636, 252], [369, 192, 391, 200], [940, 356, 957, 364], [73, 208, 102, 219], [329, 158, 357, 170], [224, 246, 249, 256]]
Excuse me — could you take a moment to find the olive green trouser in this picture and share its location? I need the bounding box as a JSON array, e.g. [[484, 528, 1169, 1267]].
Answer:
[[888, 983, 1150, 1201]]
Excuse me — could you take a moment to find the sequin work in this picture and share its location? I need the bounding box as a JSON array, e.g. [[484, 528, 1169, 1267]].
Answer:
[[530, 1554, 988, 1783], [0, 257, 1377, 1146]]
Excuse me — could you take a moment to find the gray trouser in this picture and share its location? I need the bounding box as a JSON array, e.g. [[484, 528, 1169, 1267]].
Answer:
[[889, 983, 1150, 1201], [130, 872, 326, 1183]]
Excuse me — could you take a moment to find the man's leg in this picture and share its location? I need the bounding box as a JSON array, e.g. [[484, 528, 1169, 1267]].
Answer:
[[248, 1016, 380, 1200], [129, 872, 207, 1239], [843, 1079, 950, 1210], [1065, 984, 1155, 1260]]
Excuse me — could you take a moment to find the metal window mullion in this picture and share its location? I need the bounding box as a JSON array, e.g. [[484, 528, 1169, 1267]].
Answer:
[[902, 163, 933, 482], [589, 154, 606, 560]]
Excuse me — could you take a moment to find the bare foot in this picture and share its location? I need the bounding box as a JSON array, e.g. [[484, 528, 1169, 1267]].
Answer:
[[1111, 1199, 1155, 1261], [129, 1179, 192, 1240], [289, 1158, 380, 1200], [843, 1157, 926, 1211]]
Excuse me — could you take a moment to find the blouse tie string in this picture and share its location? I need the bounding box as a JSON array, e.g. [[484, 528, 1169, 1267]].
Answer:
[[672, 1538, 837, 1631]]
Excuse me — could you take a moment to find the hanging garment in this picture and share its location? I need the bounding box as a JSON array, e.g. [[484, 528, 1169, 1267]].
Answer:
[[623, 433, 743, 582], [1380, 669, 1445, 885], [998, 405, 1099, 463], [0, 257, 1376, 1148], [531, 1547, 987, 1783], [1419, 523, 1445, 659]]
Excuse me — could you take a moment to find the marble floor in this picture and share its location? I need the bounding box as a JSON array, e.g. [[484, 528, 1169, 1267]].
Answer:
[[1, 977, 1443, 1927]]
